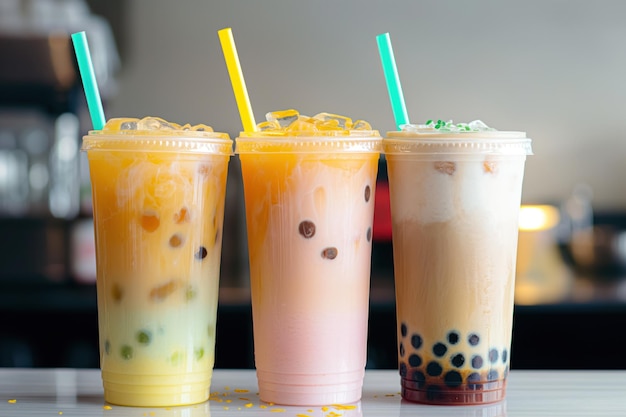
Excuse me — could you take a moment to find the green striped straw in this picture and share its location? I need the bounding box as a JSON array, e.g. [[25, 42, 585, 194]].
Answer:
[[376, 32, 410, 130], [71, 31, 106, 130]]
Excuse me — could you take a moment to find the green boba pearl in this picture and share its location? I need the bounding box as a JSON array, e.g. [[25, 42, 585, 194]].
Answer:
[[195, 347, 205, 361], [136, 330, 152, 345], [120, 345, 133, 360], [185, 286, 197, 301], [104, 340, 111, 355], [170, 351, 183, 365]]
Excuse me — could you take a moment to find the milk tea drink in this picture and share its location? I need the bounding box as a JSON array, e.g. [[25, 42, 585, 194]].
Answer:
[[384, 120, 532, 405], [236, 110, 382, 406], [82, 117, 232, 407]]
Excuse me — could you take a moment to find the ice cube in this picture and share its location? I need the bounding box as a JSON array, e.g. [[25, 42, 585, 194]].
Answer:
[[257, 120, 281, 131], [265, 109, 299, 128], [137, 117, 176, 131], [191, 124, 214, 132], [468, 120, 493, 131], [286, 117, 318, 132], [352, 120, 372, 130], [312, 112, 352, 129], [103, 118, 139, 131]]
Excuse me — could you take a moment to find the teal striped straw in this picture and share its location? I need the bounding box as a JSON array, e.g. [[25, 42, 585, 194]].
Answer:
[[376, 32, 410, 130], [71, 31, 106, 130]]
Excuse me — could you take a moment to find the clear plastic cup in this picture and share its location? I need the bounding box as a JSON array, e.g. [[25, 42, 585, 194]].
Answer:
[[383, 129, 532, 405], [82, 127, 233, 406], [236, 130, 382, 406]]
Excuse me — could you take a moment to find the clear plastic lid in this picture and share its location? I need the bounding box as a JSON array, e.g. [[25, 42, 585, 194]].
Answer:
[[383, 130, 533, 156], [82, 130, 233, 155], [236, 132, 382, 154]]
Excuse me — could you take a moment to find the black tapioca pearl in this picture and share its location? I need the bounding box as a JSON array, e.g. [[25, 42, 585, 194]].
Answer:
[[408, 354, 422, 367], [195, 246, 208, 260], [321, 247, 338, 260], [136, 330, 152, 345], [447, 331, 460, 345], [487, 370, 499, 381], [433, 342, 447, 357], [366, 227, 372, 242], [489, 348, 499, 363], [120, 345, 133, 360], [399, 362, 407, 377], [451, 353, 465, 368], [444, 371, 463, 388], [169, 233, 184, 248], [140, 211, 160, 232], [298, 220, 316, 238], [399, 342, 405, 357], [364, 185, 371, 202], [411, 334, 423, 349], [411, 371, 426, 387], [426, 361, 443, 376], [104, 340, 111, 355], [426, 385, 441, 401], [502, 349, 508, 363], [471, 355, 484, 369], [468, 333, 480, 346], [467, 372, 482, 390], [400, 323, 408, 338]]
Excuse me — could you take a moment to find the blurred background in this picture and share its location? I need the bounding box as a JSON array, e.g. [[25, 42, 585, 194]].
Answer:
[[2, 0, 626, 370]]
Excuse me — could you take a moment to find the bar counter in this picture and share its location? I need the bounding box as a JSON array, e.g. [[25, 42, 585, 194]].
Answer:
[[0, 368, 624, 416]]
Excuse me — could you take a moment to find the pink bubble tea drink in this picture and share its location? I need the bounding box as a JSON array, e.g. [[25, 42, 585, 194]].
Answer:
[[236, 110, 382, 406], [82, 117, 233, 407], [384, 120, 532, 405]]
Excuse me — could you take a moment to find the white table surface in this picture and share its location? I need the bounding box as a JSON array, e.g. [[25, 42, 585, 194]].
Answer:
[[0, 368, 624, 417]]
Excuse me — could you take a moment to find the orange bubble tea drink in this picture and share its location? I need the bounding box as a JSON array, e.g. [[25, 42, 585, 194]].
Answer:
[[82, 117, 233, 407], [384, 120, 532, 405], [236, 110, 382, 406]]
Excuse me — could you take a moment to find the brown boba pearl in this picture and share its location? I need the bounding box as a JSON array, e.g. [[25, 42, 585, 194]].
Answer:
[[366, 227, 372, 242], [321, 247, 338, 260], [140, 211, 160, 232], [434, 161, 456, 175], [364, 185, 371, 202], [149, 280, 180, 301], [169, 233, 184, 248], [195, 246, 208, 260], [483, 161, 498, 174], [173, 207, 191, 224], [298, 220, 316, 239], [111, 283, 123, 302]]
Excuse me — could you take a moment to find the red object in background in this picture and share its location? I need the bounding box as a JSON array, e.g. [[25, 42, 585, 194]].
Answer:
[[373, 180, 392, 242]]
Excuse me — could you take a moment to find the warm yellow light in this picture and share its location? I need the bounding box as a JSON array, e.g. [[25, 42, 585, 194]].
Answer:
[[519, 205, 560, 231]]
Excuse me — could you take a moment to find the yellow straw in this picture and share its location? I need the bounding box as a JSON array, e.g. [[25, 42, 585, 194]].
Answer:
[[218, 27, 257, 132]]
